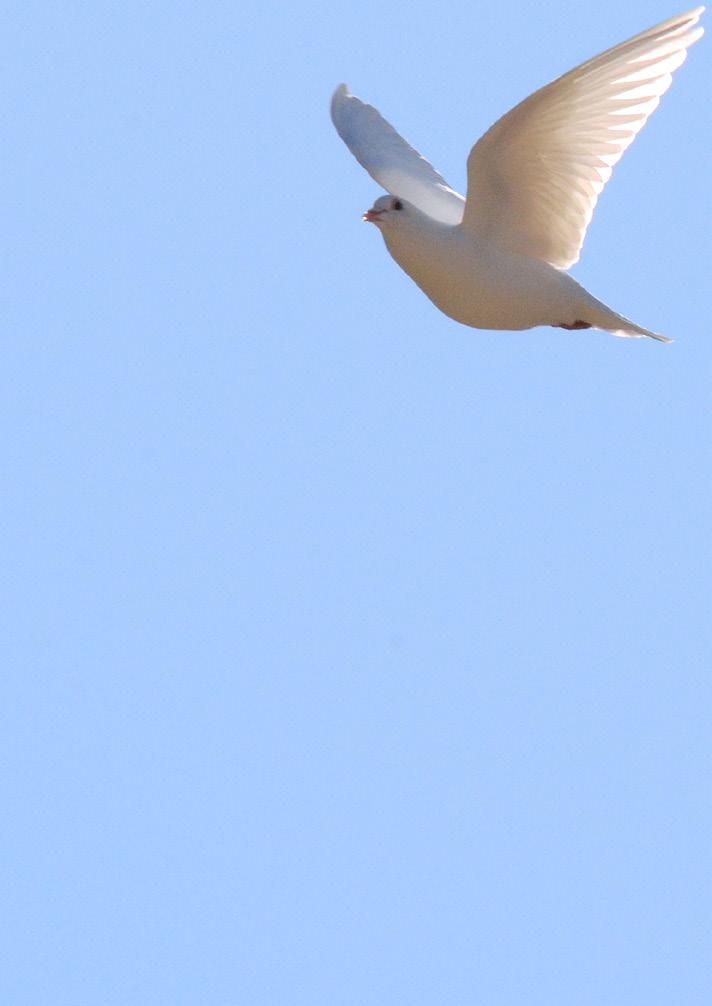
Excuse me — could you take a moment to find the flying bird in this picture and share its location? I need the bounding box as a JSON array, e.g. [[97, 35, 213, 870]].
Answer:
[[331, 8, 704, 343]]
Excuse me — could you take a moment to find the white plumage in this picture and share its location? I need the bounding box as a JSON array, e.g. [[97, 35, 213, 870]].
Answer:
[[331, 8, 704, 342]]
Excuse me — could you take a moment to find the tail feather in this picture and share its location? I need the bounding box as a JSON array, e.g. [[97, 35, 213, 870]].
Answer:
[[607, 316, 672, 344], [580, 295, 673, 343]]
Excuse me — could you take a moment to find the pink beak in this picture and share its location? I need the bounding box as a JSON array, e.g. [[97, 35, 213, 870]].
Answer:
[[362, 208, 385, 223]]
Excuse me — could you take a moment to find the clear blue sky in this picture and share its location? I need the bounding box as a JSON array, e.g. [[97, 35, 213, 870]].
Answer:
[[2, 2, 710, 1003]]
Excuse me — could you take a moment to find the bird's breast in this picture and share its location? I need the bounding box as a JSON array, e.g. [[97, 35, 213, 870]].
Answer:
[[381, 224, 573, 331]]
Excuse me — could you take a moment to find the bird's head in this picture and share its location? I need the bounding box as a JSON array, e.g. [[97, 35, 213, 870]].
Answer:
[[362, 194, 411, 228]]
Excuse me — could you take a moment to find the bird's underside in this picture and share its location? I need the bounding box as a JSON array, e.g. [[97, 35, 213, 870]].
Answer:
[[372, 210, 675, 342]]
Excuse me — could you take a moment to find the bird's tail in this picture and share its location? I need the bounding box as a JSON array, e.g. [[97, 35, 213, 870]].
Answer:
[[581, 293, 672, 344], [606, 315, 672, 344]]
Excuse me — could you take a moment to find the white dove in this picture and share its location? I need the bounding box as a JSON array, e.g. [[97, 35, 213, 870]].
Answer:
[[331, 8, 704, 343]]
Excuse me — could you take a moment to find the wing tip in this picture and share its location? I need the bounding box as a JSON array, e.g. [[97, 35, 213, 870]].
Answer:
[[330, 83, 353, 127], [667, 5, 705, 39], [331, 83, 350, 108]]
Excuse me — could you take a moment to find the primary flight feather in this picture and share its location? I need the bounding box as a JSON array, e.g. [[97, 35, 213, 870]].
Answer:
[[331, 8, 704, 343]]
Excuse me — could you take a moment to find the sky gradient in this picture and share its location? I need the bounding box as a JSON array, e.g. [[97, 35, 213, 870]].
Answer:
[[1, 2, 710, 1003]]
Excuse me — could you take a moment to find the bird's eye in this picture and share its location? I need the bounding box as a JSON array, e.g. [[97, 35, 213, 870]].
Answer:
[[392, 199, 403, 211]]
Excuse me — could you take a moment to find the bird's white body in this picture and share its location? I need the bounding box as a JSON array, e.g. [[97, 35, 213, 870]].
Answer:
[[378, 206, 633, 334], [331, 8, 704, 343]]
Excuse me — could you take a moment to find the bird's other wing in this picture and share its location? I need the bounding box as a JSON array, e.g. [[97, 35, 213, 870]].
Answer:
[[461, 7, 704, 269], [331, 84, 465, 225]]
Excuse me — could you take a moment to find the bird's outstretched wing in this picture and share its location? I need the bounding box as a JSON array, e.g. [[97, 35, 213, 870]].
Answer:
[[462, 7, 704, 269], [330, 84, 465, 225]]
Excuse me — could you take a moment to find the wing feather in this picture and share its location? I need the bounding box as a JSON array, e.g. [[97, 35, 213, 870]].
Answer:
[[462, 7, 704, 268], [330, 84, 465, 225]]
